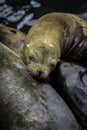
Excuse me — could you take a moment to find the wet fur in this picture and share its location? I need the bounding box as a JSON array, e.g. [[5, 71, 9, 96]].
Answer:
[[1, 13, 87, 79], [23, 13, 87, 79]]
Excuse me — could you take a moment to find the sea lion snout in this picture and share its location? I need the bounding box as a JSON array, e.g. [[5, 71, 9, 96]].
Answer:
[[27, 63, 50, 79], [37, 70, 44, 77], [32, 67, 49, 79]]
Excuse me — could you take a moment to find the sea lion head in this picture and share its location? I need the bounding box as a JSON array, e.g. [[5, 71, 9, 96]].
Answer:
[[24, 31, 60, 79]]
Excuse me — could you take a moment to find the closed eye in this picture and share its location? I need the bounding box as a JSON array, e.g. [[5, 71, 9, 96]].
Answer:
[[29, 55, 35, 61], [49, 63, 55, 69], [43, 50, 48, 57], [43, 50, 48, 64]]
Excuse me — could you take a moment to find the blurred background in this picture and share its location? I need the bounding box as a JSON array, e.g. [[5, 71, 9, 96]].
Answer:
[[0, 0, 87, 34]]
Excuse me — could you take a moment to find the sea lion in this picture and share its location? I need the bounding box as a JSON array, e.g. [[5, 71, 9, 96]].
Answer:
[[0, 26, 25, 57], [23, 12, 87, 79]]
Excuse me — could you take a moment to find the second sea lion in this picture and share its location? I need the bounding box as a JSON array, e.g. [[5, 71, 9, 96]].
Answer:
[[0, 26, 25, 57], [23, 12, 87, 79]]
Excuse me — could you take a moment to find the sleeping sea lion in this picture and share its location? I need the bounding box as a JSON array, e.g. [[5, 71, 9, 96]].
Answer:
[[0, 26, 25, 57], [23, 12, 87, 79]]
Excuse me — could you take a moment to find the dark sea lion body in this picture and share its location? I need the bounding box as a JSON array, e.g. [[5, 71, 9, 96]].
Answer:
[[50, 60, 87, 129], [0, 42, 80, 130], [24, 13, 87, 79]]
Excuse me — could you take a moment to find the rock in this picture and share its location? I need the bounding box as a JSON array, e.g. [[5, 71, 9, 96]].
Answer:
[[0, 42, 80, 130], [50, 61, 87, 129]]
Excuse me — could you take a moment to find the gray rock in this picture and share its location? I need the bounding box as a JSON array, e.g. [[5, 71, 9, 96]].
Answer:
[[0, 42, 80, 130]]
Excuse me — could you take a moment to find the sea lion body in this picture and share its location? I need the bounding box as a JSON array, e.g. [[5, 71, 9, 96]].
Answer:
[[23, 13, 87, 79], [0, 26, 25, 57]]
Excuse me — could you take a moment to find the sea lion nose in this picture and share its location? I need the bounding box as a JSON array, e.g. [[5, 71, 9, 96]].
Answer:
[[37, 70, 43, 77]]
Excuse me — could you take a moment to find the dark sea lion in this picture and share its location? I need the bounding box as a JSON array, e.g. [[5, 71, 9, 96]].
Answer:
[[0, 42, 80, 130], [50, 60, 87, 129], [23, 12, 87, 79]]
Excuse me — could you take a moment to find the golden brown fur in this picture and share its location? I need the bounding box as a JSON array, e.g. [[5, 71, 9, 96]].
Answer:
[[1, 13, 87, 79], [0, 26, 25, 57], [23, 13, 87, 79]]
